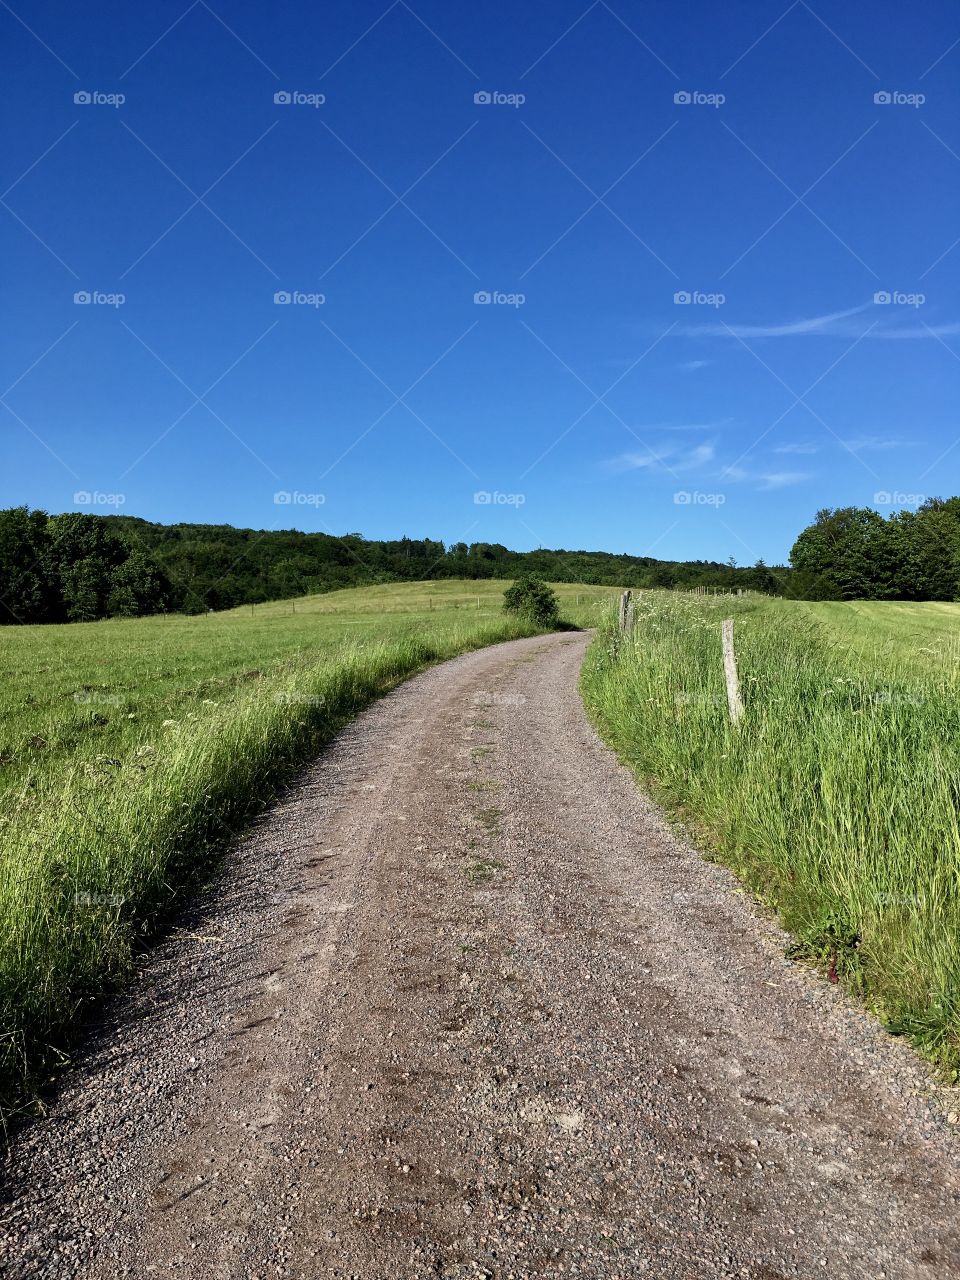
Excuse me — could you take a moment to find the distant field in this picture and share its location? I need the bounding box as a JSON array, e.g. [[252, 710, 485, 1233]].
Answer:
[[583, 591, 960, 1073], [0, 578, 616, 1115], [805, 600, 960, 677], [0, 580, 617, 800]]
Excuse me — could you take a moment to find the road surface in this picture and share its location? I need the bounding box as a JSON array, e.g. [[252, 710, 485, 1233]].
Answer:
[[3, 631, 959, 1278]]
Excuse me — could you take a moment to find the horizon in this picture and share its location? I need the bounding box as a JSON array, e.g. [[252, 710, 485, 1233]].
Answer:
[[3, 0, 959, 566]]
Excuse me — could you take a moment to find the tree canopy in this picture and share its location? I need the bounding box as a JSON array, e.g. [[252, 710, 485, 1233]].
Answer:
[[789, 501, 960, 601], [4, 500, 959, 626]]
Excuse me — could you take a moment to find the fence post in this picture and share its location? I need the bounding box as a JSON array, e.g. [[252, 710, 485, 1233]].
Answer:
[[618, 589, 632, 634], [721, 618, 744, 726]]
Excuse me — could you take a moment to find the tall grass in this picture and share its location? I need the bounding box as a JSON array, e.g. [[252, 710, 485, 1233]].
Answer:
[[0, 611, 542, 1119], [581, 592, 960, 1073]]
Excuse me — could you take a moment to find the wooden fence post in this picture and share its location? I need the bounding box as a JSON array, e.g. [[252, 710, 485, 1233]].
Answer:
[[721, 618, 744, 726], [618, 589, 632, 634]]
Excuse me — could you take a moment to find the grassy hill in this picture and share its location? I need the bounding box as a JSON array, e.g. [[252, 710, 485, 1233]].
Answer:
[[102, 515, 784, 612]]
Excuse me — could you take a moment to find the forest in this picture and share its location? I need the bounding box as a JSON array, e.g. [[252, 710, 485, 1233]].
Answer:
[[2, 500, 958, 623]]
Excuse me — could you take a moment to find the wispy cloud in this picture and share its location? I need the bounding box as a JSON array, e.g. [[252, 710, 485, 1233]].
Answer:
[[842, 434, 911, 451], [611, 442, 716, 473], [755, 470, 812, 490], [673, 302, 960, 341], [608, 440, 813, 492], [722, 464, 812, 489]]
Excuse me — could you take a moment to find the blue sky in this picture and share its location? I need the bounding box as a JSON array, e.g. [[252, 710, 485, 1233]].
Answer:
[[2, 0, 958, 565]]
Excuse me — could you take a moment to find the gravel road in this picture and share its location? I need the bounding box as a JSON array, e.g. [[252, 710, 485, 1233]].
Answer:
[[3, 631, 960, 1279]]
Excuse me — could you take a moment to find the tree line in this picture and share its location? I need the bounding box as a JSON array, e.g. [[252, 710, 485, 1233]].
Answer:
[[0, 508, 171, 624], [2, 499, 958, 624], [0, 508, 787, 623], [789, 500, 960, 600]]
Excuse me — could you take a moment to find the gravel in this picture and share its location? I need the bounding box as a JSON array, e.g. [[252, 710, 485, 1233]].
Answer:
[[2, 631, 959, 1278]]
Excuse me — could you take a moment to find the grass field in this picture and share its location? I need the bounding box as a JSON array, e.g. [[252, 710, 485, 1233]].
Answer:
[[0, 579, 616, 1117], [805, 600, 960, 678], [582, 592, 960, 1074]]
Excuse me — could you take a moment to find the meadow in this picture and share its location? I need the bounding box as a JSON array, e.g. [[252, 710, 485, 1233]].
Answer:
[[0, 579, 617, 1117], [581, 592, 960, 1074]]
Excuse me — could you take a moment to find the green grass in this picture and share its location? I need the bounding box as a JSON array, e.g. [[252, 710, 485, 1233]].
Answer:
[[581, 592, 960, 1074], [804, 600, 960, 678], [0, 579, 615, 1119]]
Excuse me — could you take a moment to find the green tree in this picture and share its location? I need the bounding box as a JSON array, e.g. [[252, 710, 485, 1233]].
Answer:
[[107, 552, 171, 617], [891, 500, 960, 601], [47, 513, 131, 621], [790, 507, 898, 599], [0, 507, 57, 623]]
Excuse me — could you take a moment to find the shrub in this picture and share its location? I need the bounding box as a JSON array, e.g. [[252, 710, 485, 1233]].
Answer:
[[503, 576, 560, 627]]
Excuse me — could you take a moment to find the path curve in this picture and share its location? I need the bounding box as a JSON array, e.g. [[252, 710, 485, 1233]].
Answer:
[[3, 631, 960, 1279]]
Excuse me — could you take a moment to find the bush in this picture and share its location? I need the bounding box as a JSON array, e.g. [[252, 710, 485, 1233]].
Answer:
[[503, 575, 560, 627]]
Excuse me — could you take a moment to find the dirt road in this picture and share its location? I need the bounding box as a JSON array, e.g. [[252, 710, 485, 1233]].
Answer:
[[3, 631, 960, 1278]]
